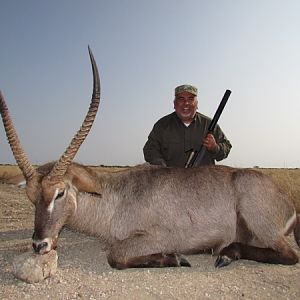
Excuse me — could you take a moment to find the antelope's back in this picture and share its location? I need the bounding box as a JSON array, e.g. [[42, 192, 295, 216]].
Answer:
[[107, 165, 238, 250]]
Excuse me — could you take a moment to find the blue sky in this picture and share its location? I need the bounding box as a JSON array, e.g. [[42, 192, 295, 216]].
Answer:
[[0, 0, 299, 168]]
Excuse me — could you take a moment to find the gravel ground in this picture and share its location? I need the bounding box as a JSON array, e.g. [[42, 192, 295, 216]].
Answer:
[[0, 183, 300, 300]]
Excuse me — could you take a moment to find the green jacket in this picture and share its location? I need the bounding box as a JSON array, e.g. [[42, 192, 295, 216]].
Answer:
[[143, 112, 232, 167]]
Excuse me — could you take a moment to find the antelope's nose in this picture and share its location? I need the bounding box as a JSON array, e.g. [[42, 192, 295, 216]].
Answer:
[[32, 241, 48, 253]]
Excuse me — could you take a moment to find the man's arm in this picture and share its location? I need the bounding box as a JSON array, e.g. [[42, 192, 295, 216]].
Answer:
[[143, 124, 167, 166], [210, 125, 232, 161]]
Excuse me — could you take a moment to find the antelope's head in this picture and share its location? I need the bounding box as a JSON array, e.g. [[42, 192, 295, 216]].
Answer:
[[0, 47, 100, 254]]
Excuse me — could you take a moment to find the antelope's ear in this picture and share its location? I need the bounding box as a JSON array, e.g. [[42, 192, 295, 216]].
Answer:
[[17, 180, 26, 188], [67, 164, 102, 196], [4, 174, 26, 187]]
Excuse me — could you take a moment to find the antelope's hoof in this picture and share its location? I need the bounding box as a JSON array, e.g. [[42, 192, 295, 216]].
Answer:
[[214, 255, 232, 268], [178, 255, 191, 267]]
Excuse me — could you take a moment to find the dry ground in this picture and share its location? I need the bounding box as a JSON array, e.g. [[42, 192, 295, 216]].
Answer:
[[0, 166, 300, 299]]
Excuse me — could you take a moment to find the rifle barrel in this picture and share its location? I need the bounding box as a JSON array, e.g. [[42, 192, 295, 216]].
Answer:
[[185, 89, 231, 168]]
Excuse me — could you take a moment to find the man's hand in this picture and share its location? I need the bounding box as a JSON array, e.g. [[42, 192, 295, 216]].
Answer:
[[203, 133, 219, 153]]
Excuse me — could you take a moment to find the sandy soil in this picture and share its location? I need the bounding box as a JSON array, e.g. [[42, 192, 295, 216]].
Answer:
[[0, 183, 299, 300]]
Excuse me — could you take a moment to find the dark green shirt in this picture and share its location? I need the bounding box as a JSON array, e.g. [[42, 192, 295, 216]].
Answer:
[[143, 112, 232, 167]]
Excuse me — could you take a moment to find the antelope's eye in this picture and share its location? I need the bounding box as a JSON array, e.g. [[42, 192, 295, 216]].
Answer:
[[55, 190, 65, 200]]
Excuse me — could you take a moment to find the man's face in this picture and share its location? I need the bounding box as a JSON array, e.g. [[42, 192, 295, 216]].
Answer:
[[174, 91, 198, 123]]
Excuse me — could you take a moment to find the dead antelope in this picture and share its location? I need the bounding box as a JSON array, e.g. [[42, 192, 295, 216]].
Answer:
[[1, 48, 299, 269]]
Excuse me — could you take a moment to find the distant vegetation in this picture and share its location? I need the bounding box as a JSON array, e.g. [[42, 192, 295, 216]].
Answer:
[[0, 164, 128, 180]]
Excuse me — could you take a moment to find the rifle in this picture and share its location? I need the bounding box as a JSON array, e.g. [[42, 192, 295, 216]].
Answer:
[[184, 89, 231, 168]]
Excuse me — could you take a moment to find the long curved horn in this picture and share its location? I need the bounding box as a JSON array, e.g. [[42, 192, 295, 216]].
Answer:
[[48, 46, 101, 179], [0, 91, 37, 181]]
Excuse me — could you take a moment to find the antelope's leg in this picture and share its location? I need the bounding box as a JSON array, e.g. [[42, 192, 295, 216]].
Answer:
[[107, 236, 191, 269], [215, 240, 299, 268], [108, 252, 191, 269]]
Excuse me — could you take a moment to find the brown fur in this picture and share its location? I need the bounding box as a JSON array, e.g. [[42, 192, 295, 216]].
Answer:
[[295, 215, 300, 247], [28, 162, 299, 268]]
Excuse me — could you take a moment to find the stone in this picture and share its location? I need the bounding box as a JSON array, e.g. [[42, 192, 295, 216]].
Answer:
[[12, 250, 58, 283]]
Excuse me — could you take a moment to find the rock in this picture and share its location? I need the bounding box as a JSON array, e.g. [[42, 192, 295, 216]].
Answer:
[[12, 250, 58, 283]]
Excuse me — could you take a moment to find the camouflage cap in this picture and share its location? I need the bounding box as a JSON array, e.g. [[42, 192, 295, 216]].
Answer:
[[175, 84, 198, 96]]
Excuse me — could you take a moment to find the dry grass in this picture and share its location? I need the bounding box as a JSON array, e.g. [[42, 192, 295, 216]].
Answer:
[[0, 164, 22, 180], [260, 168, 300, 212], [0, 165, 126, 180], [0, 165, 299, 212]]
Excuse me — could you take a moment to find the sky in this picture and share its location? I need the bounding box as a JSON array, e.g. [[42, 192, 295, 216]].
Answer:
[[0, 0, 299, 168]]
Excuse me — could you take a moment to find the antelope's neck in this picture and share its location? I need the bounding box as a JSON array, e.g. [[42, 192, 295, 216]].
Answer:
[[67, 191, 116, 243]]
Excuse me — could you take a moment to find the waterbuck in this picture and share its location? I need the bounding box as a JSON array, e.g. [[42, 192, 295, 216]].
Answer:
[[1, 48, 299, 269]]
